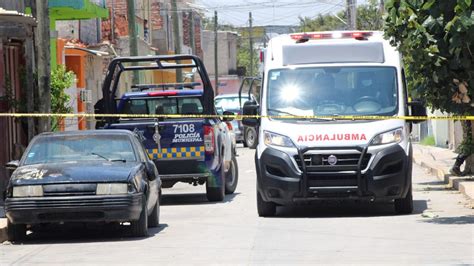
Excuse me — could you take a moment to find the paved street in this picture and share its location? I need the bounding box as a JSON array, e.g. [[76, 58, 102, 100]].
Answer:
[[1, 146, 473, 265]]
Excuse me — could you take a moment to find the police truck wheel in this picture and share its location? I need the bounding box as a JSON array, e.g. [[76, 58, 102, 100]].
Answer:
[[131, 196, 148, 237], [257, 191, 276, 217], [394, 185, 413, 214], [7, 220, 26, 242], [245, 128, 257, 149], [225, 156, 239, 194], [206, 164, 226, 202]]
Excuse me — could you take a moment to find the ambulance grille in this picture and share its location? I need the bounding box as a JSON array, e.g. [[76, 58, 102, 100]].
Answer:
[[294, 153, 371, 171]]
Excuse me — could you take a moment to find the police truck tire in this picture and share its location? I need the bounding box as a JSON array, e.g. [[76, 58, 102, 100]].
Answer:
[[131, 196, 148, 237], [148, 193, 160, 228], [206, 164, 225, 201], [257, 191, 276, 217], [7, 220, 26, 242], [245, 127, 258, 149], [225, 156, 239, 194], [394, 185, 413, 214]]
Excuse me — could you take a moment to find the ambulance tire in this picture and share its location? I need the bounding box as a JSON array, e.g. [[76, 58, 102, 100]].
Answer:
[[394, 185, 413, 215], [245, 127, 258, 149], [257, 191, 276, 217], [225, 156, 239, 194]]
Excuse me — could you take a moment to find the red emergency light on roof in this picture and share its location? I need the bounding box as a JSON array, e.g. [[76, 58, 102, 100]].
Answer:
[[290, 31, 373, 41], [147, 91, 178, 97]]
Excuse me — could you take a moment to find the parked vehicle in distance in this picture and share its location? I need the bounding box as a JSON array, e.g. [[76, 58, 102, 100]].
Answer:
[[4, 130, 161, 241], [100, 55, 238, 202], [243, 31, 427, 217]]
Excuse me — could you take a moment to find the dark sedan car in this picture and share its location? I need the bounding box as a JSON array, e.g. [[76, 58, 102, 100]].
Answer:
[[4, 130, 161, 241]]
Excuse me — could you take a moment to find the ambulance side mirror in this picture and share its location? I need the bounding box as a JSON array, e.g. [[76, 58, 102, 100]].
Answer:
[[408, 100, 427, 124], [242, 100, 259, 127]]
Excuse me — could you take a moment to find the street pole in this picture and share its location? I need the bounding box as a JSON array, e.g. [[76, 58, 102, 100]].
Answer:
[[214, 10, 218, 95], [190, 10, 196, 55], [36, 0, 51, 132], [346, 0, 357, 30], [127, 0, 139, 84], [249, 11, 253, 77], [171, 0, 182, 82]]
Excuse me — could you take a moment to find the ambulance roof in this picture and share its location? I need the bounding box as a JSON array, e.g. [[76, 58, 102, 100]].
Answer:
[[264, 31, 401, 69]]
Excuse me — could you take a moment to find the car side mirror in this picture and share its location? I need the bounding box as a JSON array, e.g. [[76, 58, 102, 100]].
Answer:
[[143, 161, 157, 181], [242, 100, 259, 127], [222, 111, 234, 122], [6, 160, 20, 171], [408, 100, 427, 124]]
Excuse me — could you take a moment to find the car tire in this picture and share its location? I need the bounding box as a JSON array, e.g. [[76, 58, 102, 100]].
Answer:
[[257, 191, 276, 217], [7, 220, 26, 242], [245, 127, 258, 149], [225, 156, 239, 194], [394, 185, 413, 214], [148, 191, 160, 228], [131, 196, 148, 237], [206, 161, 226, 202]]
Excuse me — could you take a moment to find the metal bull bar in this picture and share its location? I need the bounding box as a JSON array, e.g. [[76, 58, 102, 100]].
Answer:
[[297, 145, 369, 198]]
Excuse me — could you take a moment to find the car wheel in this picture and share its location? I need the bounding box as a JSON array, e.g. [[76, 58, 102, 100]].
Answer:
[[257, 191, 276, 217], [206, 161, 226, 202], [225, 156, 239, 194], [245, 127, 258, 149], [148, 191, 160, 228], [394, 185, 413, 214], [131, 196, 148, 237], [7, 220, 26, 242]]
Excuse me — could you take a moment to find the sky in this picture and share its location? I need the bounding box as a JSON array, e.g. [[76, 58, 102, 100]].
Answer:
[[195, 0, 366, 27]]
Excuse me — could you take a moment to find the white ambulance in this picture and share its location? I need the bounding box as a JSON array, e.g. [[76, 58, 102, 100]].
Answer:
[[242, 31, 426, 216]]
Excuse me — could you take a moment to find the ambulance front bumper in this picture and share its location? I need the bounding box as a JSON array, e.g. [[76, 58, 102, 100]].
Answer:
[[256, 144, 411, 205]]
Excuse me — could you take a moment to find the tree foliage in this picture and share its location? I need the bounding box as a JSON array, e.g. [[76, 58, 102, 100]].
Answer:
[[50, 65, 74, 130], [384, 0, 474, 169]]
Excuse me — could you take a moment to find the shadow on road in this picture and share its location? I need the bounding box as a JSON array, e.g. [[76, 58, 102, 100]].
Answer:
[[161, 192, 240, 206], [267, 200, 428, 218], [9, 223, 169, 245], [420, 215, 474, 225]]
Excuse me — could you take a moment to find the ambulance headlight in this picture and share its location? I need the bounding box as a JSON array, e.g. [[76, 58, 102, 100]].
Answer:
[[264, 131, 295, 148], [370, 128, 403, 146]]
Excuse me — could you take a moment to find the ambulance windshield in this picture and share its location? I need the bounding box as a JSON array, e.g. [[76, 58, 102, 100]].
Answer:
[[266, 67, 398, 119]]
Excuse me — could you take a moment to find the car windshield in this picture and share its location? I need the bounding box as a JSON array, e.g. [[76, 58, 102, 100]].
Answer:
[[215, 96, 251, 110], [266, 67, 398, 119], [23, 134, 136, 165], [120, 97, 203, 115]]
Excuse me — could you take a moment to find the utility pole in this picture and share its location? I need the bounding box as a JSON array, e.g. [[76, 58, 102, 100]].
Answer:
[[189, 10, 196, 55], [171, 0, 182, 82], [127, 0, 139, 84], [379, 0, 385, 29], [214, 10, 218, 95], [36, 0, 51, 132], [346, 0, 357, 30], [249, 12, 253, 77]]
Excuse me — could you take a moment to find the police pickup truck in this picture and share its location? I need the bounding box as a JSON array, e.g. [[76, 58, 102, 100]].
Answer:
[[99, 55, 238, 202]]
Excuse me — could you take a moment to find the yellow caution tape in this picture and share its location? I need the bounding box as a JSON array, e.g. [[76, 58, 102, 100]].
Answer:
[[0, 113, 473, 120]]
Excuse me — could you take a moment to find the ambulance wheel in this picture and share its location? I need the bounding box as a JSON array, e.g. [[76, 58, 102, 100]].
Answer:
[[394, 185, 413, 214], [225, 156, 239, 194], [257, 191, 276, 217], [245, 127, 257, 149]]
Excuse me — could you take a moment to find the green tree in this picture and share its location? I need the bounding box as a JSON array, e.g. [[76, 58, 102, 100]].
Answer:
[[50, 65, 74, 131], [237, 41, 259, 76], [384, 0, 474, 174]]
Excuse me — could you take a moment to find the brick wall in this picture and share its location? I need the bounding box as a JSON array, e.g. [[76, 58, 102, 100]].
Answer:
[[182, 11, 203, 59], [102, 0, 129, 41]]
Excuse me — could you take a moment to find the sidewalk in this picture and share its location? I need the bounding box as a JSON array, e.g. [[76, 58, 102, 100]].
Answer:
[[413, 143, 474, 201], [0, 204, 6, 243]]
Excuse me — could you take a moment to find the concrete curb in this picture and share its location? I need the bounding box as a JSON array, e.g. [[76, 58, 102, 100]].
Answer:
[[413, 151, 474, 200]]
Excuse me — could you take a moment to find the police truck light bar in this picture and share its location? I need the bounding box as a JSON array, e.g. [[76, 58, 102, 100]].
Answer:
[[290, 31, 373, 41]]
